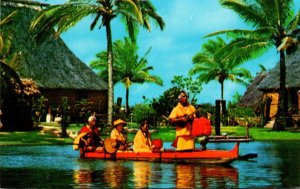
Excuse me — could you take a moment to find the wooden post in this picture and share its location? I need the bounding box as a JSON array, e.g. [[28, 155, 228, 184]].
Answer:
[[215, 100, 221, 135], [246, 121, 249, 139]]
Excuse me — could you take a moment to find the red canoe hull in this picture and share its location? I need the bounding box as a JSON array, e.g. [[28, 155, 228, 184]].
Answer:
[[83, 143, 239, 165]]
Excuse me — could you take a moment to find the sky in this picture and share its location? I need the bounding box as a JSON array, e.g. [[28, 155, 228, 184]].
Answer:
[[40, 0, 300, 106]]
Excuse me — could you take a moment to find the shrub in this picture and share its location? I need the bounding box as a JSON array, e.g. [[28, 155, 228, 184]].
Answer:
[[132, 103, 156, 125]]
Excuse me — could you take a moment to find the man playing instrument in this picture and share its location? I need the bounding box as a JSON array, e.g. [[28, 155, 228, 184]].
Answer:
[[169, 90, 196, 151], [75, 115, 104, 157]]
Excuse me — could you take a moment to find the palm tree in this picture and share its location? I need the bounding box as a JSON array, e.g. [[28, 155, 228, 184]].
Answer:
[[189, 36, 251, 101], [0, 11, 22, 68], [90, 37, 163, 114], [0, 10, 23, 93], [30, 0, 164, 126], [1, 9, 34, 130], [207, 0, 300, 130]]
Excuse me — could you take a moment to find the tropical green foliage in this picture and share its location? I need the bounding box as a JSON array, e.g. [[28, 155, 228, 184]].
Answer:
[[0, 10, 22, 72], [189, 36, 252, 101], [74, 98, 94, 123], [90, 37, 163, 113], [151, 86, 181, 118], [171, 75, 202, 105], [0, 11, 16, 59], [60, 96, 71, 137], [0, 8, 34, 130], [132, 103, 156, 125], [227, 92, 242, 108], [30, 0, 164, 126], [208, 0, 300, 130], [31, 95, 47, 127]]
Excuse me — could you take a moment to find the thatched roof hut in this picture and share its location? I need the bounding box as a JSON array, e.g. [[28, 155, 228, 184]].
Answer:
[[257, 48, 300, 119], [238, 47, 300, 127], [257, 48, 300, 91], [1, 3, 108, 121], [2, 3, 107, 91], [238, 72, 268, 108]]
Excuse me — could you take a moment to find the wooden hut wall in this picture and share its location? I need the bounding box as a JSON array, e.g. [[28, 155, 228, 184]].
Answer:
[[263, 90, 300, 119], [87, 90, 108, 113], [289, 89, 300, 113], [298, 92, 300, 112], [40, 89, 108, 114], [263, 93, 279, 118]]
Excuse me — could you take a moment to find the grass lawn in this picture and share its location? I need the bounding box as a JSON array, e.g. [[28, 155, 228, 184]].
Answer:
[[0, 123, 299, 146], [220, 126, 300, 140], [148, 126, 300, 141], [0, 130, 74, 145]]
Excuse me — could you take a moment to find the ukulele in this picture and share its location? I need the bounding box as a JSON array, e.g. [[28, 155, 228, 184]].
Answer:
[[162, 112, 195, 128]]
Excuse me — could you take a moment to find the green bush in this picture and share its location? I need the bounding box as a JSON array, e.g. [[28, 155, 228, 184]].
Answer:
[[226, 107, 258, 126], [151, 86, 181, 117], [132, 103, 156, 124]]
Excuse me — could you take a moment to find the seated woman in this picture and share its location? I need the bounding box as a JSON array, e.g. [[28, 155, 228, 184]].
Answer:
[[133, 121, 155, 153], [110, 119, 132, 151], [74, 115, 104, 157]]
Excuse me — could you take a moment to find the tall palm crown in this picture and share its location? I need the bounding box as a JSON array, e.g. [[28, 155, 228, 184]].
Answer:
[[30, 0, 164, 125], [207, 0, 300, 130], [90, 37, 163, 113], [189, 37, 251, 101]]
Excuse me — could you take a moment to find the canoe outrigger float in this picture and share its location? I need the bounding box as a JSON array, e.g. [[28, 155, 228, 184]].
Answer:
[[82, 143, 240, 165]]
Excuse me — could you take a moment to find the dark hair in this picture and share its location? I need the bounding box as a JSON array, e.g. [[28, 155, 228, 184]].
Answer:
[[178, 90, 188, 99], [140, 120, 148, 128]]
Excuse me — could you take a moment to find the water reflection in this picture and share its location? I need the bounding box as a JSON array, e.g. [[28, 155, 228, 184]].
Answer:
[[133, 161, 151, 188], [176, 164, 238, 188], [1, 141, 300, 188], [176, 164, 196, 188], [103, 161, 131, 188], [73, 169, 93, 188], [71, 159, 238, 188]]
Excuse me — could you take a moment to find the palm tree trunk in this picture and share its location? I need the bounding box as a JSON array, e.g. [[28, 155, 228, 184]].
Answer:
[[221, 81, 224, 101], [106, 21, 114, 126], [273, 50, 287, 131], [126, 87, 129, 114]]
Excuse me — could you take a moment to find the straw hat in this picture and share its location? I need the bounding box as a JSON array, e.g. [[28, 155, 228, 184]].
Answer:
[[113, 119, 127, 127], [104, 138, 118, 154]]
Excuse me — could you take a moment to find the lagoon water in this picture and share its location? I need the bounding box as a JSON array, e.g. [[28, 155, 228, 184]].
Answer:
[[1, 141, 300, 188]]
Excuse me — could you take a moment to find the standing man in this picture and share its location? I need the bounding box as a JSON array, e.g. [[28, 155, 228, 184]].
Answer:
[[169, 90, 196, 151]]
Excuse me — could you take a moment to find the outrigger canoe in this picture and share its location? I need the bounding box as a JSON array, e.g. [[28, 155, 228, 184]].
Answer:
[[82, 143, 239, 165]]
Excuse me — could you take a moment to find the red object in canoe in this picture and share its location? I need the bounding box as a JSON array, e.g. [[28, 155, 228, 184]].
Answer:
[[82, 143, 239, 165], [152, 139, 163, 149]]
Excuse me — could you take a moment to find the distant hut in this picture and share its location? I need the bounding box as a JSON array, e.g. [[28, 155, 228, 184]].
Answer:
[[257, 47, 300, 120], [238, 72, 268, 110], [239, 47, 300, 127], [1, 3, 108, 128], [237, 72, 268, 126]]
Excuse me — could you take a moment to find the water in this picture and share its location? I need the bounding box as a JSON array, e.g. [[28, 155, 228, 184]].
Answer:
[[0, 141, 300, 188]]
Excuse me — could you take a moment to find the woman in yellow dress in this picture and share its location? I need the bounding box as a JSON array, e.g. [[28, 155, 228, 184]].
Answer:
[[133, 121, 155, 153]]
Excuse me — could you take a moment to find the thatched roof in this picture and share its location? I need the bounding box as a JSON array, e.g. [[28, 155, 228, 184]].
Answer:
[[257, 47, 300, 91], [238, 72, 268, 107], [1, 3, 107, 91]]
